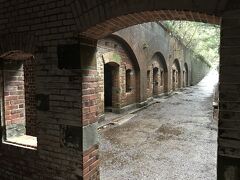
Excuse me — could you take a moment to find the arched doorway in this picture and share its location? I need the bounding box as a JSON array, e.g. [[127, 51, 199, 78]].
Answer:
[[172, 59, 181, 91], [78, 7, 222, 178], [152, 67, 159, 96], [148, 52, 168, 97], [183, 63, 189, 87], [97, 35, 141, 114], [108, 35, 141, 107]]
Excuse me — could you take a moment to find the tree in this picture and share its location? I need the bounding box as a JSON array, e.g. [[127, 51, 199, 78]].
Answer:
[[162, 21, 220, 67]]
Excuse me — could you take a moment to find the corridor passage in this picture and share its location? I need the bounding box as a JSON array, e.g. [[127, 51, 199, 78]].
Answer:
[[99, 70, 218, 180]]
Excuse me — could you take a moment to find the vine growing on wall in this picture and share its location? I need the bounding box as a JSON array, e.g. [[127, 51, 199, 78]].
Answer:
[[162, 21, 220, 67]]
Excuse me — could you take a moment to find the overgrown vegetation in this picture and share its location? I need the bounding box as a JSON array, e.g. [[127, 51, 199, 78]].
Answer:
[[162, 21, 220, 67]]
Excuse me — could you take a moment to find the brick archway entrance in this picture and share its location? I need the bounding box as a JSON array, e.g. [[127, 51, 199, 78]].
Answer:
[[77, 5, 239, 179]]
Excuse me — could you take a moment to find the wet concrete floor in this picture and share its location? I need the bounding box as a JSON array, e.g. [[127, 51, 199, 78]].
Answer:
[[99, 70, 218, 180]]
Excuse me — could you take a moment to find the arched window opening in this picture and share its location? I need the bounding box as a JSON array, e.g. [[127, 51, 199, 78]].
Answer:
[[172, 59, 181, 90], [153, 67, 159, 96], [176, 71, 178, 84], [147, 70, 150, 89], [160, 70, 164, 86], [150, 52, 168, 94], [126, 69, 132, 92]]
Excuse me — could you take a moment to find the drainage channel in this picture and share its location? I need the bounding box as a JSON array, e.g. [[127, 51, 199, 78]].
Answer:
[[97, 98, 166, 131]]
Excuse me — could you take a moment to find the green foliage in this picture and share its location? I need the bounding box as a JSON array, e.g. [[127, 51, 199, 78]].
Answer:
[[162, 21, 220, 67], [112, 53, 121, 63]]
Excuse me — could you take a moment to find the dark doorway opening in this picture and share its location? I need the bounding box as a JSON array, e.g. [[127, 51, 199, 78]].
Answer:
[[104, 62, 119, 112], [185, 71, 188, 86], [153, 67, 159, 96], [172, 69, 176, 91], [184, 63, 189, 87], [104, 64, 113, 108]]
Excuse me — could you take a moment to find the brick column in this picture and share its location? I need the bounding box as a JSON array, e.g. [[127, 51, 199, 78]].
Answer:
[[35, 39, 99, 180], [24, 59, 37, 136], [80, 40, 100, 180], [218, 10, 240, 180]]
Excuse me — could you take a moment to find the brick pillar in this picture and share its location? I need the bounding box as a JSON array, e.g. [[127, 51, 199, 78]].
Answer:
[[218, 10, 240, 180], [35, 40, 99, 180], [80, 40, 100, 180], [24, 59, 37, 136]]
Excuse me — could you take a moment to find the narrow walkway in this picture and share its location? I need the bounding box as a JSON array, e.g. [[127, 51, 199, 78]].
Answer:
[[99, 70, 218, 180]]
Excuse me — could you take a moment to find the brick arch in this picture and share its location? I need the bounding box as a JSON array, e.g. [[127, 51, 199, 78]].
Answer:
[[102, 51, 121, 66], [70, 0, 223, 39], [101, 34, 141, 103], [0, 33, 38, 55], [79, 10, 220, 39], [173, 58, 181, 72], [151, 52, 168, 93], [107, 34, 141, 71], [0, 50, 34, 61], [151, 52, 168, 72], [183, 62, 189, 87], [172, 58, 181, 89], [100, 34, 141, 106]]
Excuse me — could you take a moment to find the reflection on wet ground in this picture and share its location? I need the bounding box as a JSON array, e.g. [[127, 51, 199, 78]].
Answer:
[[99, 70, 219, 180]]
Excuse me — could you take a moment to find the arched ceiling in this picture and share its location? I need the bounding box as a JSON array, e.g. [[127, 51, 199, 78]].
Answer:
[[68, 0, 232, 39]]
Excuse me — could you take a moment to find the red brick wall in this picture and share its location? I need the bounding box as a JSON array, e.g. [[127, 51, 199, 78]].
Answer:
[[121, 53, 140, 107], [24, 59, 37, 136], [82, 69, 98, 126], [1, 59, 37, 138], [97, 37, 140, 115], [83, 145, 100, 179], [146, 59, 167, 98]]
